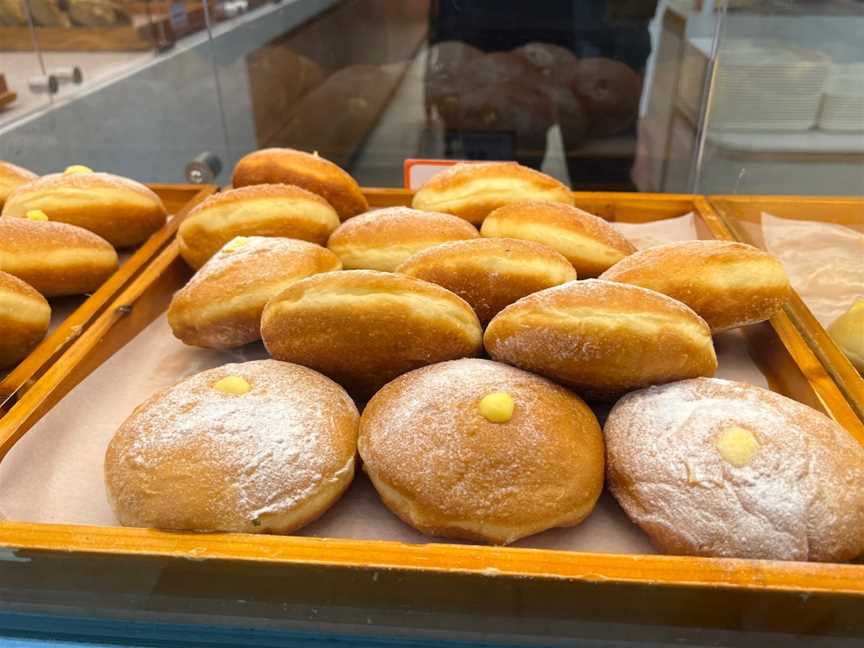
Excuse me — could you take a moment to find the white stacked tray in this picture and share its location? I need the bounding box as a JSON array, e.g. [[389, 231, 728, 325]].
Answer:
[[818, 65, 864, 133]]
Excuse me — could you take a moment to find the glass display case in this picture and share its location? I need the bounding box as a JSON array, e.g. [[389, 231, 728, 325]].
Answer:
[[1, 1, 863, 646]]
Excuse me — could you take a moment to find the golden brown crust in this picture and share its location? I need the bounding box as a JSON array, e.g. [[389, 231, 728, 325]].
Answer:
[[599, 240, 791, 332], [168, 237, 342, 349], [0, 271, 51, 369], [0, 161, 38, 207], [0, 218, 118, 297], [396, 237, 577, 324], [177, 184, 340, 269], [605, 377, 864, 562], [327, 206, 479, 272], [359, 358, 604, 544], [260, 270, 483, 399], [484, 279, 717, 399], [1, 172, 167, 247], [482, 201, 636, 277], [232, 148, 368, 220], [104, 360, 359, 534], [411, 162, 574, 225]]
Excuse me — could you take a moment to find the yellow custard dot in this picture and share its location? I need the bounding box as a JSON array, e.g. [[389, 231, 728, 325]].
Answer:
[[64, 164, 93, 175], [25, 209, 49, 221], [479, 391, 514, 423], [213, 375, 251, 395], [715, 426, 760, 467], [222, 236, 249, 252]]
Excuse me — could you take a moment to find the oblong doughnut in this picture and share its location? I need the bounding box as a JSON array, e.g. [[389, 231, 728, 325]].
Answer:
[[0, 271, 51, 369], [0, 161, 38, 208]]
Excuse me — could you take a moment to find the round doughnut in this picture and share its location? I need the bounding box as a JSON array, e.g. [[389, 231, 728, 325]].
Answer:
[[605, 377, 864, 562], [168, 237, 341, 349], [261, 270, 482, 398], [326, 206, 479, 272], [484, 279, 717, 399], [104, 359, 359, 534], [599, 240, 791, 332], [828, 298, 864, 372], [571, 57, 642, 137], [2, 171, 167, 247], [0, 161, 37, 208], [481, 201, 636, 277], [0, 271, 51, 369], [232, 148, 368, 221], [177, 184, 340, 269], [0, 217, 118, 297], [359, 358, 604, 544], [396, 238, 576, 324], [411, 162, 574, 225]]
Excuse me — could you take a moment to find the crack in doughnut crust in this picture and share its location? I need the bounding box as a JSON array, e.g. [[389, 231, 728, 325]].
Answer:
[[397, 237, 577, 324], [2, 172, 166, 247], [327, 206, 479, 272], [232, 148, 368, 220], [0, 271, 51, 369], [605, 377, 864, 562], [0, 218, 117, 297], [168, 236, 341, 349], [0, 161, 38, 208], [484, 279, 716, 399], [600, 240, 791, 332], [411, 162, 574, 225], [482, 201, 636, 277], [178, 184, 340, 269], [359, 358, 604, 544], [261, 270, 482, 399], [104, 359, 359, 534]]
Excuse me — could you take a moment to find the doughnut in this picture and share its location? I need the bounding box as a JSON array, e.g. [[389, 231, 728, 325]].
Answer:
[[326, 206, 479, 272], [571, 58, 642, 137], [359, 358, 604, 544], [829, 298, 864, 372], [104, 360, 359, 534], [168, 237, 341, 349], [396, 238, 576, 324], [232, 148, 368, 220], [481, 201, 636, 278], [512, 42, 580, 87], [605, 377, 864, 562], [177, 184, 340, 269], [599, 241, 792, 332], [0, 217, 118, 297], [1, 169, 167, 247], [0, 271, 51, 369], [0, 161, 37, 208], [261, 270, 482, 398], [484, 279, 717, 399], [411, 162, 574, 225]]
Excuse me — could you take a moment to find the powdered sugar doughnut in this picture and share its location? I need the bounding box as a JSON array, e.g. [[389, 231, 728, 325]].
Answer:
[[0, 271, 51, 369], [605, 378, 864, 562], [104, 360, 359, 534], [359, 359, 604, 544]]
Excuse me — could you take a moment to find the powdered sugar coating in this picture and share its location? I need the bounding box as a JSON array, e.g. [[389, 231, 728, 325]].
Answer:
[[105, 359, 358, 533], [605, 377, 864, 561]]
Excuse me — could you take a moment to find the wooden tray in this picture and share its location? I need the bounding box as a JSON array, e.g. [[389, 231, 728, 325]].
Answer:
[[709, 195, 864, 426], [0, 184, 216, 412], [0, 190, 862, 640]]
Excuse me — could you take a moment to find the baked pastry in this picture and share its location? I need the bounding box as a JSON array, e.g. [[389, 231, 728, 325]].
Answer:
[[605, 377, 864, 562], [0, 271, 51, 369], [485, 279, 717, 398], [397, 238, 576, 324], [2, 169, 167, 248], [326, 206, 479, 272], [511, 42, 580, 87], [482, 201, 636, 277], [68, 0, 131, 26], [411, 162, 574, 225], [359, 358, 604, 544], [0, 0, 27, 26], [571, 58, 642, 137], [599, 240, 791, 332], [0, 161, 37, 208], [261, 270, 483, 398], [0, 217, 118, 297], [425, 40, 483, 124], [168, 237, 341, 349], [104, 360, 359, 534], [828, 298, 864, 372], [28, 0, 69, 26], [177, 184, 340, 269], [232, 148, 368, 220]]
